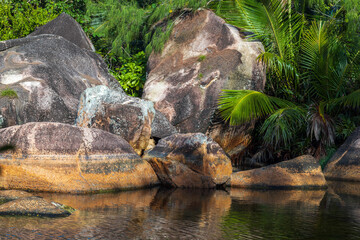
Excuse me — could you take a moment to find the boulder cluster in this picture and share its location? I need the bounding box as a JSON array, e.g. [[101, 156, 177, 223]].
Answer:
[[1, 10, 356, 198]]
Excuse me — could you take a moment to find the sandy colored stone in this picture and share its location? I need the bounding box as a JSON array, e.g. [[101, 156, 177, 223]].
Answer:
[[0, 190, 33, 203], [0, 122, 159, 193], [229, 155, 327, 189], [0, 196, 70, 217], [144, 133, 232, 188], [324, 127, 360, 182]]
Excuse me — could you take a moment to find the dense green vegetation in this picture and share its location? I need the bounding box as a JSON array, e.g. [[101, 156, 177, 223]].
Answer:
[[215, 0, 360, 163]]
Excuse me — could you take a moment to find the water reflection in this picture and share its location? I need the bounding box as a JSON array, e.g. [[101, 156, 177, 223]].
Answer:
[[0, 186, 359, 239]]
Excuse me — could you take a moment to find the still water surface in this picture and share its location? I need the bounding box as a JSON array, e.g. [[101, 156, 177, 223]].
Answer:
[[1, 181, 360, 240]]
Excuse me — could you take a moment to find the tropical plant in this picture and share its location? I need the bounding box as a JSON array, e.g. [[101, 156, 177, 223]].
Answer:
[[109, 51, 147, 97], [85, 0, 208, 58], [215, 0, 360, 162], [0, 0, 57, 41]]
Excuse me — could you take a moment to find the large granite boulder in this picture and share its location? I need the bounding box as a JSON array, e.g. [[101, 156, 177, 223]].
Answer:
[[143, 133, 232, 188], [324, 127, 360, 182], [142, 10, 265, 159], [229, 155, 327, 189], [0, 122, 159, 193], [28, 13, 95, 51], [0, 34, 117, 127]]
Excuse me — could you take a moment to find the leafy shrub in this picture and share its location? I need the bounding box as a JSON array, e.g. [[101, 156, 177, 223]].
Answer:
[[109, 51, 147, 97], [0, 0, 57, 41]]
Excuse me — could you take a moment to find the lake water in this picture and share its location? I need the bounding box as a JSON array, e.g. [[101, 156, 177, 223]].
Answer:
[[1, 181, 359, 240]]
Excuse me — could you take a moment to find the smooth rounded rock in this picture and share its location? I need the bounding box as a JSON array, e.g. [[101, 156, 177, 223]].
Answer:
[[0, 196, 71, 217], [28, 13, 95, 51], [324, 127, 360, 182], [0, 122, 159, 193], [0, 34, 118, 127], [229, 155, 327, 189], [144, 133, 232, 188]]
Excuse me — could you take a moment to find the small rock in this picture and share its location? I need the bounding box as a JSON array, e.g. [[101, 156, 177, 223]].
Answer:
[[0, 196, 71, 217]]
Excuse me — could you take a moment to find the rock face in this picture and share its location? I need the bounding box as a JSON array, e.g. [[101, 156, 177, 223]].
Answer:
[[142, 10, 265, 159], [0, 122, 159, 193], [28, 13, 95, 51], [230, 155, 327, 189], [324, 127, 360, 182], [0, 196, 71, 217], [151, 110, 178, 139], [76, 85, 156, 154], [143, 133, 232, 188], [0, 34, 116, 128]]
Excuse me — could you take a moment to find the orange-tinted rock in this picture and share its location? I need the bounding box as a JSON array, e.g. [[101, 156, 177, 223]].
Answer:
[[324, 127, 360, 182], [0, 122, 159, 193], [229, 155, 327, 189], [143, 133, 232, 188], [0, 196, 71, 217], [143, 10, 265, 160]]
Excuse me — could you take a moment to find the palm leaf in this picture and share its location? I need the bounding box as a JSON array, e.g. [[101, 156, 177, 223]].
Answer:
[[260, 106, 306, 149], [218, 90, 294, 125]]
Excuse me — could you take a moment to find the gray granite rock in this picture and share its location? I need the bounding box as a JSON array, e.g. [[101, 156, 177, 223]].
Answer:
[[0, 34, 119, 127], [28, 13, 95, 51]]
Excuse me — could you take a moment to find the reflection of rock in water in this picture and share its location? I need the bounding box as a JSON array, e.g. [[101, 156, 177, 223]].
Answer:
[[33, 188, 231, 239], [229, 188, 326, 207], [327, 181, 360, 198], [37, 188, 159, 210]]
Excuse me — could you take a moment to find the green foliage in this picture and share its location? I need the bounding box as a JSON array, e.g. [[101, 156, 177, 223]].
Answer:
[[215, 0, 360, 161], [85, 0, 208, 58], [0, 88, 18, 99], [110, 51, 147, 97], [198, 55, 206, 62], [319, 147, 336, 170], [0, 0, 57, 41]]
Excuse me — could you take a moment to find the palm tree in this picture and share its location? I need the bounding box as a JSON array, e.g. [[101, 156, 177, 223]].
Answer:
[[213, 0, 360, 161]]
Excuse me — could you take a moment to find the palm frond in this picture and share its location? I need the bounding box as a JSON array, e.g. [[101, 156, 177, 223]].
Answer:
[[260, 106, 306, 149], [218, 90, 294, 125]]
